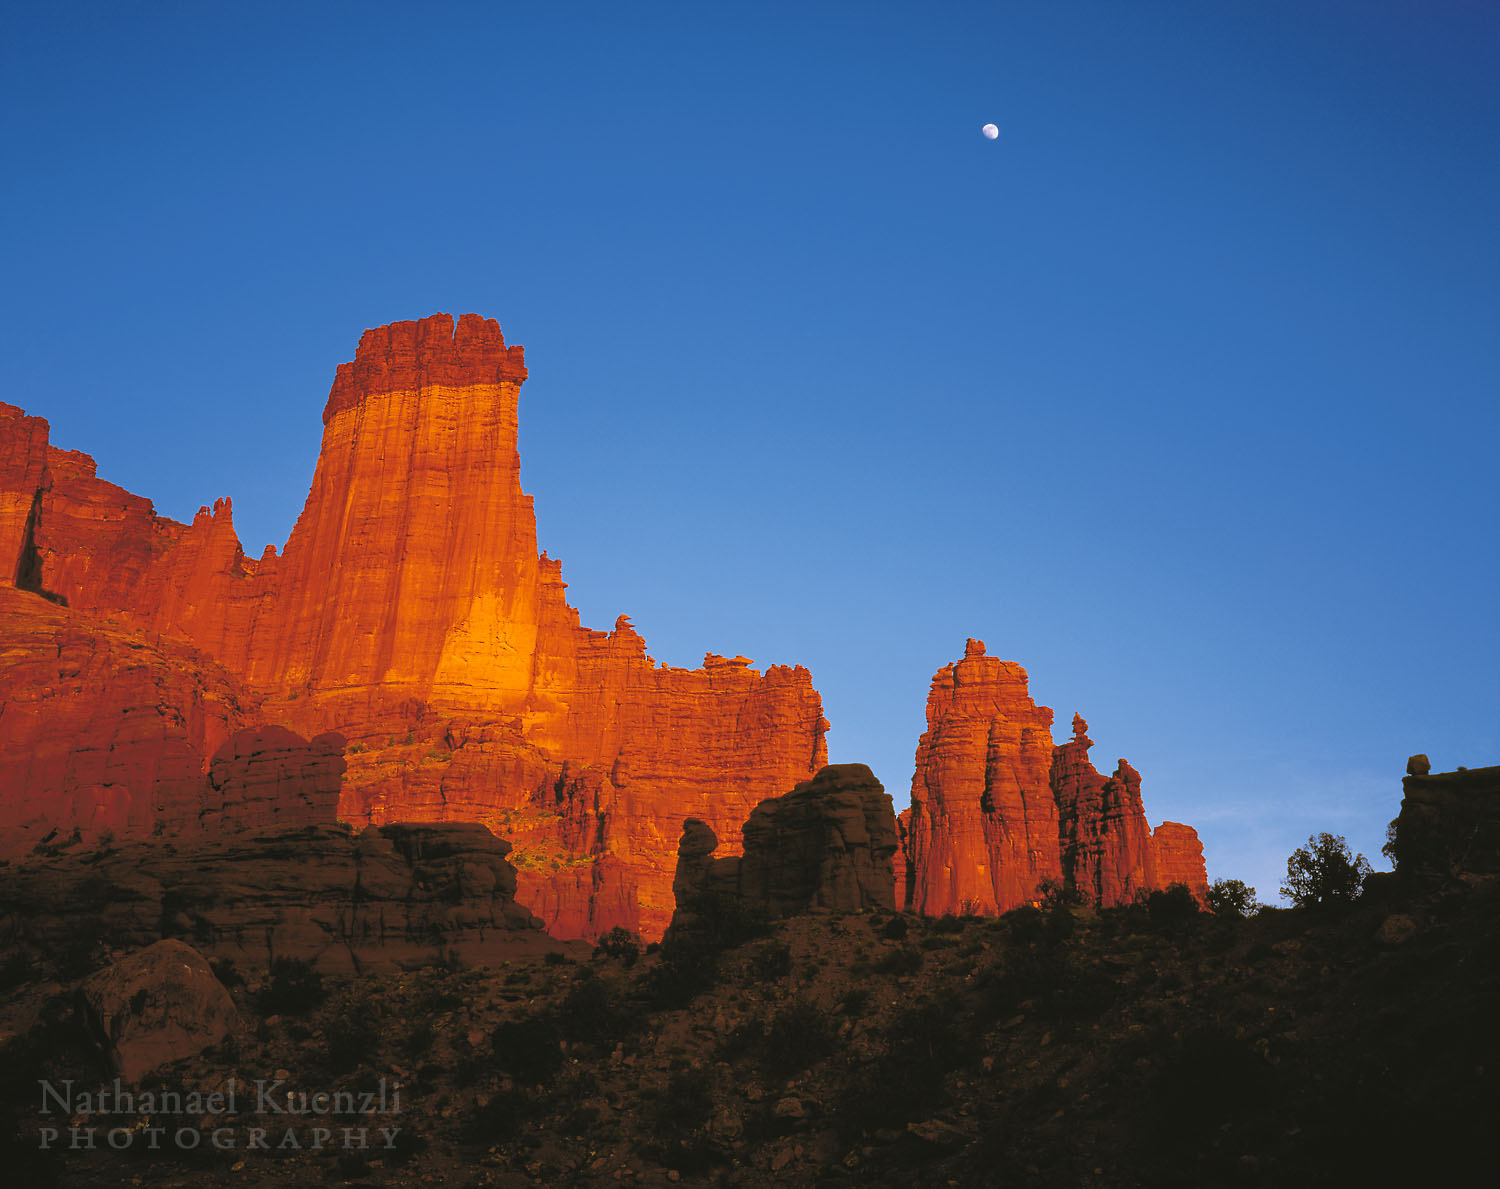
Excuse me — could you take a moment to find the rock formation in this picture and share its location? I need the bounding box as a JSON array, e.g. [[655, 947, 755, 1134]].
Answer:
[[0, 316, 828, 939], [1151, 822, 1210, 900], [0, 823, 548, 977], [201, 727, 348, 834], [0, 585, 257, 855], [668, 763, 898, 936], [899, 641, 1207, 914], [1391, 757, 1500, 876], [899, 640, 1062, 915], [78, 939, 239, 1082]]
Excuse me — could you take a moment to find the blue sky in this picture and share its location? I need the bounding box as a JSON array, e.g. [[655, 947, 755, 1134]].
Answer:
[[3, 1, 1496, 903]]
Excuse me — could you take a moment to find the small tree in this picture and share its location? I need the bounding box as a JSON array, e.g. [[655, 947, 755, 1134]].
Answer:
[[1280, 833, 1371, 909], [1206, 878, 1259, 917]]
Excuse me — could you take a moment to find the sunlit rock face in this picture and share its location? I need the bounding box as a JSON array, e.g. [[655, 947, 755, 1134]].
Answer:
[[0, 585, 255, 856], [901, 639, 1062, 915], [898, 641, 1207, 914], [0, 316, 828, 939]]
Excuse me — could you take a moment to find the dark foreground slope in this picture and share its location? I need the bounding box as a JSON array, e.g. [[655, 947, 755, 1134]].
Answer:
[[1, 862, 1494, 1188]]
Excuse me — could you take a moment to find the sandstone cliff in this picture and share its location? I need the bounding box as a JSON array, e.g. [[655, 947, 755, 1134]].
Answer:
[[900, 640, 1061, 915], [0, 316, 828, 939], [899, 641, 1207, 913]]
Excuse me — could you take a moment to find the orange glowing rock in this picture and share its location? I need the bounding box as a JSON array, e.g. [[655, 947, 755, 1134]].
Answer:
[[0, 317, 828, 939], [899, 641, 1207, 913]]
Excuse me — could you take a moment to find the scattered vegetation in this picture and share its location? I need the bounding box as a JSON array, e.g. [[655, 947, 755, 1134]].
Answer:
[[256, 957, 325, 1016]]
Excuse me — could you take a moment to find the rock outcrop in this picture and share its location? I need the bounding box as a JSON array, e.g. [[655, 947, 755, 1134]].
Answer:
[[899, 641, 1207, 914], [1391, 758, 1500, 876], [900, 640, 1062, 915], [200, 726, 347, 834], [0, 316, 829, 939], [668, 764, 898, 935], [0, 823, 549, 977], [1151, 822, 1210, 900]]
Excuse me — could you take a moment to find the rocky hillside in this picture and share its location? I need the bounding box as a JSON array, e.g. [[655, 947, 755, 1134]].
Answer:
[[0, 763, 1493, 1187]]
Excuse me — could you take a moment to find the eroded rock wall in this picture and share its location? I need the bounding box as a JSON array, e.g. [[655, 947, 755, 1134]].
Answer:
[[0, 316, 827, 939], [900, 641, 1207, 914]]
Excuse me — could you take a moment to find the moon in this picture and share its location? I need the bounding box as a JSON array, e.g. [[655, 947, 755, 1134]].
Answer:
[[981, 123, 999, 140]]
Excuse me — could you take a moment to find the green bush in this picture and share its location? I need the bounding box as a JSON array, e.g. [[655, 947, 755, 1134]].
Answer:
[[1281, 833, 1372, 910], [1146, 884, 1201, 930], [1206, 878, 1259, 917], [592, 926, 642, 967]]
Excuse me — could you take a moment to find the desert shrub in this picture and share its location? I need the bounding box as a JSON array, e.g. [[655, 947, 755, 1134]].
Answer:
[[542, 950, 571, 966], [978, 945, 1113, 1025], [874, 945, 923, 975], [556, 971, 633, 1049], [643, 952, 718, 1010], [326, 1011, 381, 1074], [931, 912, 968, 934], [1146, 884, 1202, 930], [1002, 903, 1047, 944], [921, 934, 959, 951], [640, 1067, 720, 1174], [836, 997, 969, 1136], [747, 940, 793, 982], [687, 890, 771, 951], [1045, 898, 1077, 942], [458, 1087, 534, 1144], [754, 998, 838, 1078], [1281, 833, 1372, 910], [879, 915, 910, 941], [1206, 878, 1259, 918], [0, 952, 33, 993], [257, 958, 325, 1016], [491, 1013, 563, 1086], [403, 1019, 434, 1058], [1036, 876, 1082, 908], [1138, 1027, 1274, 1147], [592, 926, 642, 967], [208, 957, 242, 989], [839, 986, 872, 1016]]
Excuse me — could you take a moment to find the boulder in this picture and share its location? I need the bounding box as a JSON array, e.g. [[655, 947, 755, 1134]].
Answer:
[[78, 939, 237, 1082]]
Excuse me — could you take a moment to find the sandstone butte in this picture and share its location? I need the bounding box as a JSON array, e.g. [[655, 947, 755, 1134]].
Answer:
[[0, 314, 1207, 938], [0, 315, 828, 940], [897, 639, 1208, 913]]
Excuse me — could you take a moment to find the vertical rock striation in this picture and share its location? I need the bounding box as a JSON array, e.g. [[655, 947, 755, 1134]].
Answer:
[[900, 641, 1208, 914], [0, 316, 828, 939], [901, 640, 1060, 915]]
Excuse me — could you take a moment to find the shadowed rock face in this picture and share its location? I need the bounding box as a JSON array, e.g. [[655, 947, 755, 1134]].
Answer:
[[78, 939, 239, 1083], [0, 316, 828, 939], [0, 823, 548, 977], [1393, 759, 1500, 876], [668, 764, 899, 933], [899, 641, 1207, 914]]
